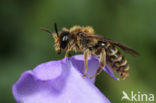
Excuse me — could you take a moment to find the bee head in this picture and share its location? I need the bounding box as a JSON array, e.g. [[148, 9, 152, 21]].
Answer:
[[53, 23, 70, 54], [59, 31, 70, 49], [40, 23, 70, 55]]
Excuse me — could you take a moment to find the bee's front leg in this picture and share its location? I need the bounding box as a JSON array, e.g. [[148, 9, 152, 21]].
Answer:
[[65, 44, 75, 57], [90, 49, 106, 79], [65, 49, 71, 57]]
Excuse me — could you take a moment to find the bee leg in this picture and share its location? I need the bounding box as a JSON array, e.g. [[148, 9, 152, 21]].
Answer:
[[65, 49, 70, 57], [90, 49, 106, 79], [65, 44, 75, 57], [82, 50, 89, 78]]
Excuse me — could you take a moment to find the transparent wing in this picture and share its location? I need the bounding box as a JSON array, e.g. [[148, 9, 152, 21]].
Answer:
[[81, 33, 139, 56]]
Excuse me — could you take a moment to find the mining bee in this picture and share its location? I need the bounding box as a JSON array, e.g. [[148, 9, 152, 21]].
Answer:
[[41, 23, 139, 80]]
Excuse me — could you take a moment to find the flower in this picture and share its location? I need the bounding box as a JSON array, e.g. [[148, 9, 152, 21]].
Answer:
[[12, 55, 119, 103]]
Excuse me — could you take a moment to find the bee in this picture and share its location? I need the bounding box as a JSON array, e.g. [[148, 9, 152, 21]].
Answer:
[[40, 23, 139, 80]]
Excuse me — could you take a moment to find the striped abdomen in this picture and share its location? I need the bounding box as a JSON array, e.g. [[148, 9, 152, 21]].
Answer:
[[106, 44, 129, 80]]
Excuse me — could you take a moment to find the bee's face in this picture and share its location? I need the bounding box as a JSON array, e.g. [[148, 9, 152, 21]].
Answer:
[[59, 31, 70, 49], [52, 31, 70, 55]]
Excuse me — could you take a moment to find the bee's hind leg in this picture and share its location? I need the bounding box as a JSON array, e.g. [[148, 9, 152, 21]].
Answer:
[[90, 49, 106, 79]]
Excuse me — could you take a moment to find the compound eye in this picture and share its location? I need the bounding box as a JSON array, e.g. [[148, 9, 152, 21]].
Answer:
[[60, 32, 70, 49]]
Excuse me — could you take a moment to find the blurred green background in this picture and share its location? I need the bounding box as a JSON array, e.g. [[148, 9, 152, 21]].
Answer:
[[0, 0, 156, 103]]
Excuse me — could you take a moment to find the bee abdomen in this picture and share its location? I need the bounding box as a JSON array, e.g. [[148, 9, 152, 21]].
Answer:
[[106, 45, 129, 80]]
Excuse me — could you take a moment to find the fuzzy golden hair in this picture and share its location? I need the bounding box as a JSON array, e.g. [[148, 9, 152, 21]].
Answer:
[[52, 33, 60, 53], [52, 26, 95, 52]]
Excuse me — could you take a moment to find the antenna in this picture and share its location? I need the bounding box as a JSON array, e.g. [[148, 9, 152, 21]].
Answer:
[[40, 27, 53, 34], [54, 23, 59, 35]]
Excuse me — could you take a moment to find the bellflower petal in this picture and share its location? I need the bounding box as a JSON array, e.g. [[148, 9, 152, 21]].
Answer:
[[70, 55, 119, 80], [12, 55, 118, 103]]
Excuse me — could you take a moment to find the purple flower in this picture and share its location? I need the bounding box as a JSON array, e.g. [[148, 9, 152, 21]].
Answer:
[[12, 55, 119, 103]]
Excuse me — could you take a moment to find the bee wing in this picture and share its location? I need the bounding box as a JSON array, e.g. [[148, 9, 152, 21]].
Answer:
[[87, 34, 139, 57]]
